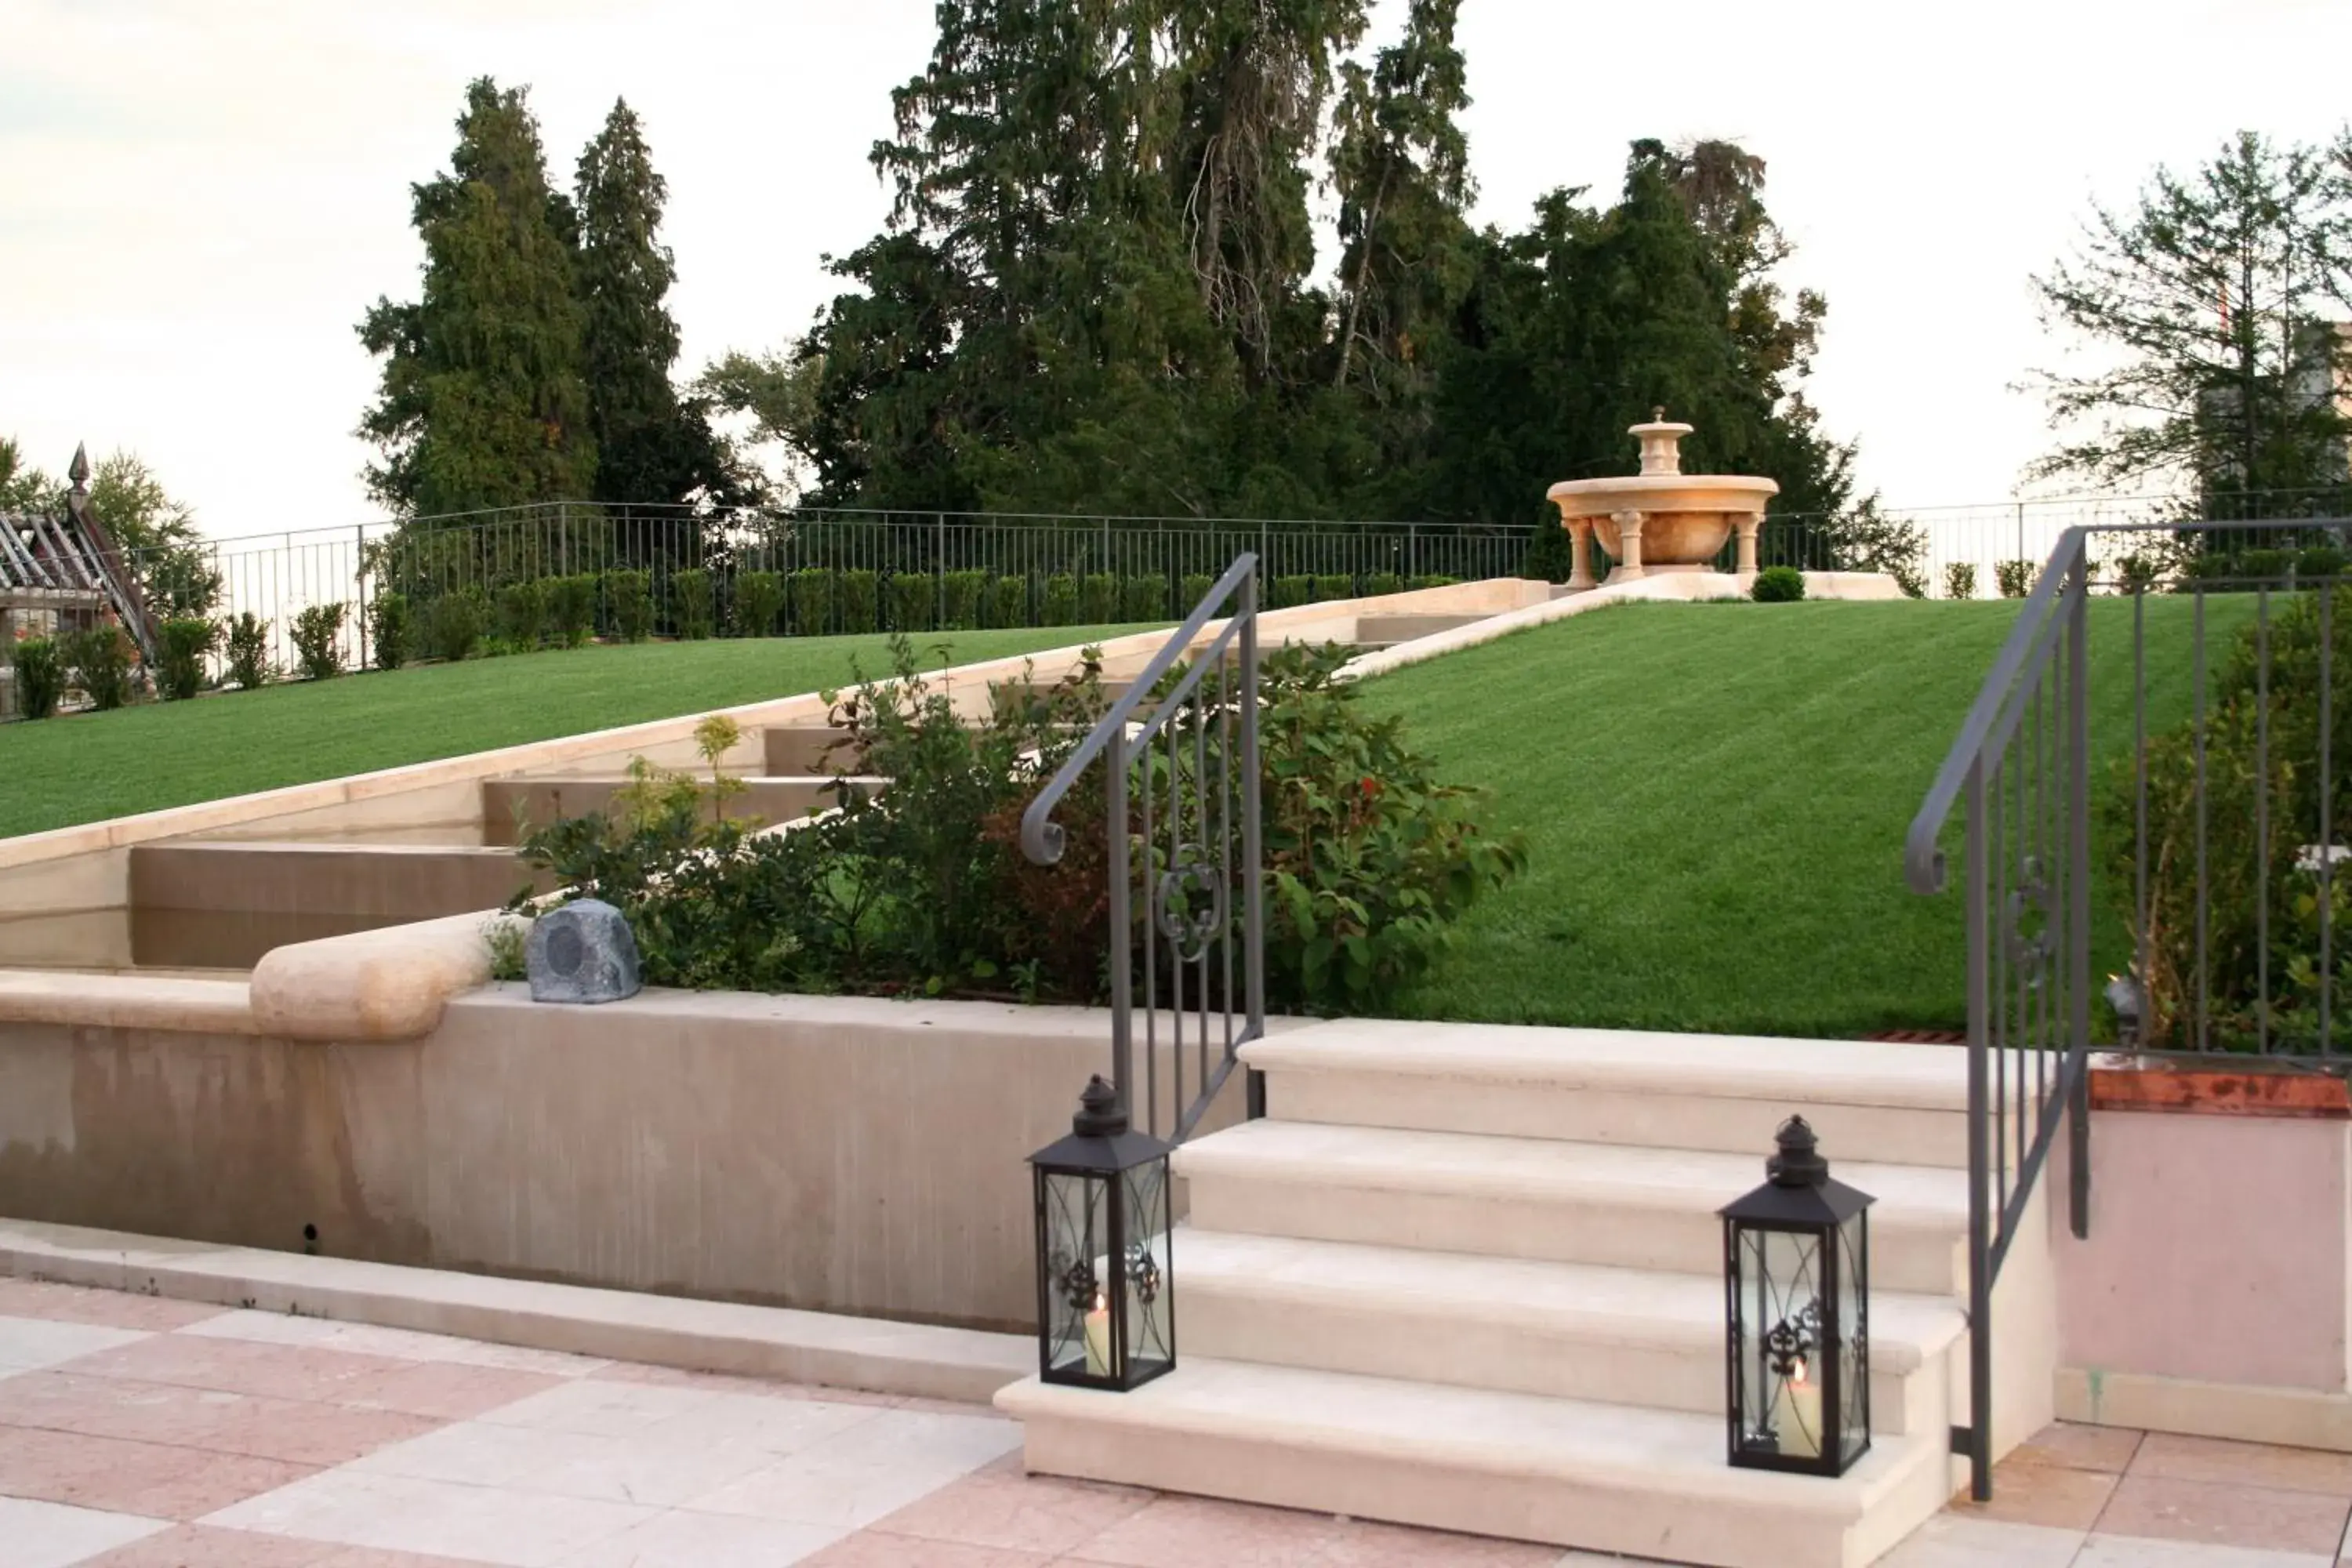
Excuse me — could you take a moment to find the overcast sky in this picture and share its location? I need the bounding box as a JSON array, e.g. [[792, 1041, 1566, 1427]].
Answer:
[[5, 0, 2350, 543]]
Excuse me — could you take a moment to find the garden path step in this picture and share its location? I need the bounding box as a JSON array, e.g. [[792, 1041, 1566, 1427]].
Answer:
[[481, 775, 885, 844]]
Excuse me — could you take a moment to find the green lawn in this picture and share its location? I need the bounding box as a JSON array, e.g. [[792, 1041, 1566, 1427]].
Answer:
[[1361, 598, 2252, 1038], [0, 627, 1156, 840]]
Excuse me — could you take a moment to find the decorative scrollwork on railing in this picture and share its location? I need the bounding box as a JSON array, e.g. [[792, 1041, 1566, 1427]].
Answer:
[[2002, 855, 2056, 990], [1154, 848, 1226, 965]]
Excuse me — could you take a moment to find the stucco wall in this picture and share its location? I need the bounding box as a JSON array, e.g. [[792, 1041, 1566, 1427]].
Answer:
[[0, 988, 1249, 1333]]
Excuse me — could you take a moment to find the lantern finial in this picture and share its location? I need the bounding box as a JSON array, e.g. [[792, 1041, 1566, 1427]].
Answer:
[[1766, 1116, 1828, 1189], [1073, 1074, 1127, 1137]]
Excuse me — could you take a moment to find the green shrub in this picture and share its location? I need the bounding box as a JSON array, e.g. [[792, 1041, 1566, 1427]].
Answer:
[[1363, 572, 1403, 599], [887, 572, 935, 633], [1994, 559, 2035, 597], [1312, 573, 1355, 603], [11, 634, 64, 718], [789, 568, 835, 635], [1043, 573, 1079, 626], [1751, 566, 1806, 603], [733, 570, 786, 637], [2301, 546, 2347, 580], [1272, 575, 1314, 608], [368, 591, 412, 670], [606, 571, 655, 641], [64, 622, 137, 709], [672, 569, 716, 640], [546, 574, 597, 647], [1407, 573, 1460, 590], [1078, 572, 1117, 625], [225, 612, 270, 690], [1180, 572, 1215, 612], [1944, 562, 1977, 601], [1120, 573, 1167, 622], [290, 603, 347, 680], [986, 575, 1029, 629], [943, 569, 987, 630], [157, 616, 219, 701], [840, 569, 880, 634], [420, 587, 487, 662], [494, 580, 547, 650]]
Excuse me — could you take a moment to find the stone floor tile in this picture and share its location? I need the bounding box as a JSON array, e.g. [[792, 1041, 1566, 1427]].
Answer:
[[2010, 1421, 2146, 1475], [72, 1522, 346, 1566], [554, 1509, 849, 1566], [1063, 1494, 1355, 1566], [350, 1418, 782, 1508], [339, 1360, 565, 1422], [1319, 1517, 1566, 1566], [180, 1312, 605, 1377], [0, 1494, 171, 1568], [0, 1370, 440, 1467], [477, 1376, 891, 1454], [2074, 1532, 2337, 1566], [0, 1425, 317, 1519], [1945, 1457, 2118, 1530], [60, 1336, 416, 1406], [2132, 1433, 2352, 1497], [0, 1316, 155, 1374], [862, 1466, 1155, 1555], [800, 1535, 1058, 1568], [0, 1281, 225, 1333], [582, 1360, 901, 1407], [1874, 1515, 2085, 1567], [311, 1552, 510, 1568], [685, 1410, 1022, 1531], [2096, 1473, 2352, 1555], [201, 1469, 655, 1567]]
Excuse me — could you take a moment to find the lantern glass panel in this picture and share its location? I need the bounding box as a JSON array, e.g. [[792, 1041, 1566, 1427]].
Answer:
[[1737, 1225, 1828, 1465], [1120, 1160, 1174, 1380], [1040, 1170, 1111, 1380], [1834, 1210, 1870, 1470]]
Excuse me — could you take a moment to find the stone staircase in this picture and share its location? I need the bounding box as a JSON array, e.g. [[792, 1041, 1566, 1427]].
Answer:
[[996, 1018, 2058, 1568]]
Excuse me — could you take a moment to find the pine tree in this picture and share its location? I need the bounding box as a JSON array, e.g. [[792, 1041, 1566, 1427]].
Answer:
[[575, 99, 742, 511], [357, 78, 596, 517]]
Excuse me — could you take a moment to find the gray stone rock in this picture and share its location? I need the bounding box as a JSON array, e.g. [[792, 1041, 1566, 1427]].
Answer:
[[525, 898, 642, 1004]]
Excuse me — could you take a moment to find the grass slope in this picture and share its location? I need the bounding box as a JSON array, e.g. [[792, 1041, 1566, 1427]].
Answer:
[[0, 627, 1154, 840], [1362, 598, 2250, 1038]]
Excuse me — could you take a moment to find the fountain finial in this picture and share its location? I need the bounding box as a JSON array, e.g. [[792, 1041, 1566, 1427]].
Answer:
[[1653, 405, 1666, 423]]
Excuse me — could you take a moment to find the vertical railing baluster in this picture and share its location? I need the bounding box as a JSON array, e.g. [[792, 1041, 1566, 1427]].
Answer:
[[2068, 559, 2091, 1239], [1965, 753, 1994, 1503], [2194, 588, 2209, 1050]]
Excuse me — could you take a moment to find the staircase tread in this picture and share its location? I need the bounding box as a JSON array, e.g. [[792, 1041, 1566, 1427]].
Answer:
[[997, 1358, 1935, 1512], [1176, 1119, 1969, 1228], [1177, 1229, 1965, 1369], [1245, 1018, 1969, 1111]]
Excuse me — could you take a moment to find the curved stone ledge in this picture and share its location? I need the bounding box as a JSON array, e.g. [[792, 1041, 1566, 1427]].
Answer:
[[249, 908, 506, 1041]]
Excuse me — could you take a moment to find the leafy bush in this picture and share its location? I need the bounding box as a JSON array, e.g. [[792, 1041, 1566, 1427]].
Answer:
[[156, 616, 219, 701], [1751, 566, 1806, 603], [943, 569, 988, 630], [368, 591, 411, 670], [1312, 573, 1354, 603], [1120, 574, 1167, 622], [1407, 574, 1459, 590], [1043, 573, 1079, 626], [1994, 559, 2035, 597], [1078, 572, 1118, 625], [2180, 546, 2347, 591], [1944, 562, 1977, 601], [888, 571, 935, 633], [734, 570, 786, 637], [1363, 572, 1403, 599], [546, 574, 597, 647], [1179, 572, 1215, 612], [606, 570, 655, 641], [1272, 575, 1314, 608], [494, 580, 547, 650], [789, 568, 835, 635], [65, 623, 137, 710], [840, 569, 880, 634], [11, 634, 64, 718], [986, 575, 1029, 628], [2112, 554, 2160, 595], [420, 587, 487, 663], [672, 569, 716, 640], [225, 612, 270, 690], [515, 639, 1524, 1014], [290, 603, 347, 680]]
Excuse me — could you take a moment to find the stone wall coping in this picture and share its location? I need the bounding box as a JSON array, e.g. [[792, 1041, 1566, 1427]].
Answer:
[[0, 968, 264, 1035]]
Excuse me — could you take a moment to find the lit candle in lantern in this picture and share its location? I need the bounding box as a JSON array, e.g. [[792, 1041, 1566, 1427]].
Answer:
[[1083, 1292, 1112, 1377], [1775, 1358, 1822, 1460]]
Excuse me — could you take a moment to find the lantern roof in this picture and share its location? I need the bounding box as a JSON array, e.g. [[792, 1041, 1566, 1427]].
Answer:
[[1029, 1076, 1172, 1173], [1719, 1116, 1875, 1227]]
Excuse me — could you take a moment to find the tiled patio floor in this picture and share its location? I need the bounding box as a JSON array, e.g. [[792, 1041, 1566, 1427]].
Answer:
[[1, 1278, 2346, 1568]]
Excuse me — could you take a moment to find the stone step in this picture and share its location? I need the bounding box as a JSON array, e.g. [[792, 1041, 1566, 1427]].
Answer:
[[1175, 1229, 1964, 1436], [481, 775, 884, 845], [1175, 1119, 1971, 1297], [762, 724, 858, 775], [1246, 1019, 1973, 1168], [1351, 612, 1489, 646], [997, 1359, 1951, 1568]]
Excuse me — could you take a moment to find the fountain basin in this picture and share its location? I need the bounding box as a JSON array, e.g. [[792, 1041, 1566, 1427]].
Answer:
[[1545, 416, 1780, 582]]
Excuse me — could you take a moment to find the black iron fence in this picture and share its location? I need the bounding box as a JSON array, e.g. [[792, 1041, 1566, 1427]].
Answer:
[[1904, 514, 2352, 1502]]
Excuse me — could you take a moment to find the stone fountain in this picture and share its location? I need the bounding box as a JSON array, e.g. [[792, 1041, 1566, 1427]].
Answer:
[[1546, 412, 1780, 589]]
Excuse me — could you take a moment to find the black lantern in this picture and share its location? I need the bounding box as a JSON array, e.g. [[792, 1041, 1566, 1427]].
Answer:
[[1720, 1116, 1873, 1476], [1029, 1076, 1175, 1391]]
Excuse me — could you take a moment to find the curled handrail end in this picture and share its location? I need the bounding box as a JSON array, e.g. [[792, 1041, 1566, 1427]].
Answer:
[[1019, 810, 1066, 868], [1904, 837, 1947, 897]]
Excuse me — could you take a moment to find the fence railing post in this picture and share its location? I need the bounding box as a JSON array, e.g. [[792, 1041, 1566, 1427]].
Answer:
[[355, 523, 368, 671]]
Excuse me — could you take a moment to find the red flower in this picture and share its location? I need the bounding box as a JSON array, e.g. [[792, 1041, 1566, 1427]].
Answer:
[[1359, 775, 1381, 798]]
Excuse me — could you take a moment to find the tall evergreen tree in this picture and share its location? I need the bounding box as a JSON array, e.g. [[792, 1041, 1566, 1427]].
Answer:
[[357, 77, 596, 517], [575, 99, 745, 510]]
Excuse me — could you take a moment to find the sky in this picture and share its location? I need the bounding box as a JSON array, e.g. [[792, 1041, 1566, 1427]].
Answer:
[[5, 0, 2351, 544]]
